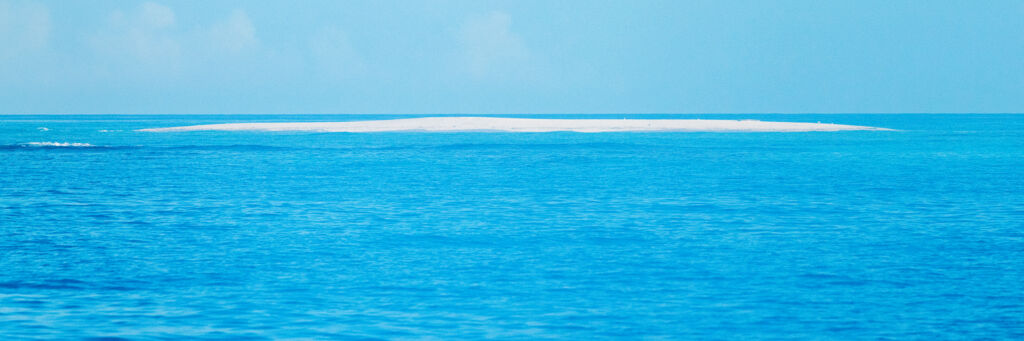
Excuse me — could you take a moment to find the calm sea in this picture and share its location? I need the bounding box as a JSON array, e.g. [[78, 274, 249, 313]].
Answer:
[[2, 114, 1022, 339]]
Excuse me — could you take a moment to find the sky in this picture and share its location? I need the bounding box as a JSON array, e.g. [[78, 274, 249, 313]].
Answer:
[[1, 0, 1022, 114]]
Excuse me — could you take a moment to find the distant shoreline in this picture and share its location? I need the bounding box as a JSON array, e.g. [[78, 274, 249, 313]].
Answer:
[[138, 117, 891, 133], [1, 113, 1019, 116]]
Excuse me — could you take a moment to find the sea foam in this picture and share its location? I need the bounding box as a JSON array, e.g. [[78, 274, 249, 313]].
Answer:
[[21, 142, 95, 147], [138, 117, 891, 133]]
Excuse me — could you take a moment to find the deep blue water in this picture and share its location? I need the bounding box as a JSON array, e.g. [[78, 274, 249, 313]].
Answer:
[[1, 114, 1023, 339]]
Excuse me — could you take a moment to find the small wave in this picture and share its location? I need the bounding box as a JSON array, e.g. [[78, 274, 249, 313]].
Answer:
[[0, 279, 87, 290], [21, 142, 94, 147], [37, 127, 49, 131], [1, 142, 108, 151]]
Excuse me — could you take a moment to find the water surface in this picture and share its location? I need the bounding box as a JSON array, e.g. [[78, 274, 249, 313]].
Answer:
[[2, 114, 1022, 339]]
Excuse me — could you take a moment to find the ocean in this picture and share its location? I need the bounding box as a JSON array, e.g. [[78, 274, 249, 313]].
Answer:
[[1, 114, 1022, 339]]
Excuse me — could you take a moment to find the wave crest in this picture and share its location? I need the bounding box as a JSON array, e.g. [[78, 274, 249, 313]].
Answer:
[[20, 142, 95, 148]]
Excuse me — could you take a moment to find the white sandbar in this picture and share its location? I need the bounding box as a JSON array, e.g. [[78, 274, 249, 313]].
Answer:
[[138, 117, 891, 133]]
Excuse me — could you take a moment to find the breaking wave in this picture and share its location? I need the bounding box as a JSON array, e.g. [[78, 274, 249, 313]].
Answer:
[[20, 142, 95, 147]]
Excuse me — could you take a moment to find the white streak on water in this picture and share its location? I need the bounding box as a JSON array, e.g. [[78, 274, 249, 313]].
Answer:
[[21, 142, 94, 147]]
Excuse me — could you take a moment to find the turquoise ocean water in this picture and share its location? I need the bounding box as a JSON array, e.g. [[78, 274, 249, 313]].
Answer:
[[1, 114, 1023, 339]]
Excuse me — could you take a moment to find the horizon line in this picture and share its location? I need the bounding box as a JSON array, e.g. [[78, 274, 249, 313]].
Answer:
[[2, 112, 1023, 116]]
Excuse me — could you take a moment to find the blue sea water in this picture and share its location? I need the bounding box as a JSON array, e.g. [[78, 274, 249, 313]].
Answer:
[[1, 114, 1022, 339]]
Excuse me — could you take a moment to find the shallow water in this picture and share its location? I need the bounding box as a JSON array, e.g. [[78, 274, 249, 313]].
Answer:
[[2, 114, 1023, 339]]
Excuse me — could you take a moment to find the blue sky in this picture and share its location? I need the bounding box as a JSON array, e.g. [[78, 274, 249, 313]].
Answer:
[[1, 0, 1022, 114]]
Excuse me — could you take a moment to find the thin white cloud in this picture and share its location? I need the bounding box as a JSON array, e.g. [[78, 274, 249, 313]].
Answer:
[[90, 1, 181, 65], [457, 11, 532, 79], [309, 27, 364, 79], [0, 0, 52, 59], [135, 1, 175, 29], [87, 2, 263, 79], [208, 9, 257, 53]]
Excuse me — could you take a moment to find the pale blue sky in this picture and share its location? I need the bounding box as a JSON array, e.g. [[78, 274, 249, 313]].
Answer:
[[1, 0, 1022, 114]]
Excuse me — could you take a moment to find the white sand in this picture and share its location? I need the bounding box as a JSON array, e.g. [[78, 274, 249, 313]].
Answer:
[[138, 117, 891, 133]]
